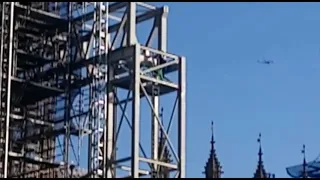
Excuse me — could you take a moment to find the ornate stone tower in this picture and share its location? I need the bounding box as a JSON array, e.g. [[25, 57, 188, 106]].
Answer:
[[301, 144, 308, 178], [253, 133, 270, 178], [204, 122, 223, 178]]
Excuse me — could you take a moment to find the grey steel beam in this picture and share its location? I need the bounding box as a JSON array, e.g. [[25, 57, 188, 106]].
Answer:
[[159, 6, 168, 51], [136, 2, 157, 10], [140, 85, 179, 163], [63, 2, 72, 178], [72, 2, 128, 23], [14, 3, 65, 24], [103, 2, 112, 178], [150, 6, 169, 176], [3, 2, 15, 178], [152, 10, 167, 174], [127, 2, 137, 46], [141, 59, 179, 75], [132, 44, 141, 178], [178, 57, 186, 178], [50, 2, 186, 178], [140, 157, 178, 169], [141, 46, 179, 59], [109, 8, 163, 34], [106, 31, 115, 179], [140, 75, 178, 89]]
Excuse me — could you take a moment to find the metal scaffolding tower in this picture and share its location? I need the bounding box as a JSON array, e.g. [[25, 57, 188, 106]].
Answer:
[[0, 2, 186, 178]]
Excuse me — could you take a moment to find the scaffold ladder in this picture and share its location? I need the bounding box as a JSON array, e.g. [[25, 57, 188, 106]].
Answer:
[[89, 2, 108, 178]]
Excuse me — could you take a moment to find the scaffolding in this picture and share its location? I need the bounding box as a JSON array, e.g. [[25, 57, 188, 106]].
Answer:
[[0, 1, 186, 178]]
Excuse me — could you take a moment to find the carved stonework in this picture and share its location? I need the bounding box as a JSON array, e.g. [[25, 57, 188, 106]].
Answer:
[[204, 122, 223, 178]]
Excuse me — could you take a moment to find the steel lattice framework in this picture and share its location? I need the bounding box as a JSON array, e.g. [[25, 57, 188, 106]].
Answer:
[[0, 2, 186, 178]]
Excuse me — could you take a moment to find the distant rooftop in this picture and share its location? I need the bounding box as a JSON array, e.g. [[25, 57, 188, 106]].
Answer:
[[286, 161, 320, 178]]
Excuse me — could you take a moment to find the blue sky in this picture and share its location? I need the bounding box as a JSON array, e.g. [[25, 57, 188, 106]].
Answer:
[[153, 2, 320, 178]]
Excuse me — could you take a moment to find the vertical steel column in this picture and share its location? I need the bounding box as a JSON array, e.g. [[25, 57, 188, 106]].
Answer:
[[132, 44, 141, 178], [3, 2, 14, 178], [89, 2, 108, 177], [178, 57, 186, 178], [127, 3, 136, 46], [126, 2, 139, 178], [87, 2, 94, 174], [152, 6, 168, 175], [90, 2, 100, 177], [151, 78, 159, 173], [63, 2, 72, 178], [105, 65, 114, 178], [104, 2, 114, 178], [0, 3, 4, 115], [159, 7, 168, 52]]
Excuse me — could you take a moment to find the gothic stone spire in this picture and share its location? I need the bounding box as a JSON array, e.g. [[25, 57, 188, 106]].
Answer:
[[204, 121, 223, 178], [253, 133, 268, 178], [301, 144, 308, 178]]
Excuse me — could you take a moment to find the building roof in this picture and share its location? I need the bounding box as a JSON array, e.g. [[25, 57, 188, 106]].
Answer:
[[286, 161, 320, 178], [286, 145, 318, 178]]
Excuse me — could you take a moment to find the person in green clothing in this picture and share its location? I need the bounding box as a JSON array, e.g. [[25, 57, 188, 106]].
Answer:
[[155, 54, 166, 80]]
